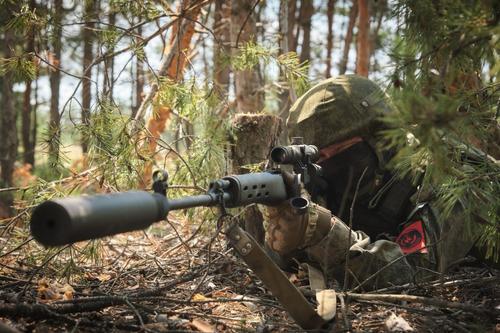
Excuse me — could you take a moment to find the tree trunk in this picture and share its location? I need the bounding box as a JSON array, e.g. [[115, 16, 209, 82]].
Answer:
[[33, 68, 38, 167], [231, 0, 264, 114], [103, 9, 116, 100], [277, 0, 296, 138], [22, 72, 33, 166], [230, 0, 276, 244], [287, 0, 297, 53], [22, 16, 36, 167], [298, 0, 313, 65], [140, 0, 202, 186], [230, 114, 283, 245], [339, 0, 358, 75], [132, 21, 144, 118], [0, 8, 18, 217], [355, 0, 370, 77], [48, 0, 63, 167], [213, 0, 231, 98], [369, 6, 384, 70], [1, 29, 17, 189], [81, 0, 95, 154], [325, 0, 336, 78]]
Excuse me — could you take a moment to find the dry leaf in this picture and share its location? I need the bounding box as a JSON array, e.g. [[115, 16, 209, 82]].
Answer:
[[12, 163, 37, 187], [62, 284, 74, 300], [190, 318, 215, 332], [36, 279, 75, 303], [385, 313, 414, 332], [97, 273, 113, 282], [192, 293, 211, 302]]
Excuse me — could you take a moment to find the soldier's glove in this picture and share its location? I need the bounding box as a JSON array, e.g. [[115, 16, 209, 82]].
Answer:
[[261, 172, 332, 255]]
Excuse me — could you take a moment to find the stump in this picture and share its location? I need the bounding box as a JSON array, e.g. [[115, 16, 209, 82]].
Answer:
[[229, 114, 283, 244], [230, 114, 283, 173]]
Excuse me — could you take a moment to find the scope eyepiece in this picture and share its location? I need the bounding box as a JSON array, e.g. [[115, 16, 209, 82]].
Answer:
[[271, 144, 319, 164]]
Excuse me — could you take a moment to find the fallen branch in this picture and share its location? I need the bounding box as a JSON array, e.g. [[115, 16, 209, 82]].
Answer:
[[0, 167, 98, 194], [0, 303, 75, 324], [344, 292, 498, 317], [369, 275, 499, 294]]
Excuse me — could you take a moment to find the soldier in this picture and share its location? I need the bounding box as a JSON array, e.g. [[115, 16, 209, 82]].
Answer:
[[262, 75, 480, 290]]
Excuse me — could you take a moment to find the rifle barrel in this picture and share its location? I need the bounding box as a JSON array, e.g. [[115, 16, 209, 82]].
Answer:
[[168, 192, 230, 210], [30, 191, 169, 247], [30, 172, 287, 247]]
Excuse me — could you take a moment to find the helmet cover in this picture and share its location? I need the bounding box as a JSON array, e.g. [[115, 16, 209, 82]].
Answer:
[[287, 75, 395, 149]]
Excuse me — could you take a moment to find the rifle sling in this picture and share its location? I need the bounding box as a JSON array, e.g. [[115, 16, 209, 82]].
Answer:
[[226, 224, 326, 330]]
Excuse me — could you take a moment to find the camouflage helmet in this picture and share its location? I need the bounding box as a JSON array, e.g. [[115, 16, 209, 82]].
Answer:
[[287, 75, 396, 149]]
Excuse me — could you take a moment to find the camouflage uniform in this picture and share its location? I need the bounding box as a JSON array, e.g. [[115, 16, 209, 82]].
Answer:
[[262, 75, 478, 290]]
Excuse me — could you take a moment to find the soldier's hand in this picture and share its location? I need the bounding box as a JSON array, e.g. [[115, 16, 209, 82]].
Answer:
[[261, 200, 309, 255], [261, 172, 333, 255]]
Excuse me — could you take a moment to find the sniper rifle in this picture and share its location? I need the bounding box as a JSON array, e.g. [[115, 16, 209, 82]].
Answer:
[[29, 139, 330, 329]]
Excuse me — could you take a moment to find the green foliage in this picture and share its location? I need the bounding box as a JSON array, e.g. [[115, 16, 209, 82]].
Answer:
[[155, 79, 228, 189], [109, 0, 161, 20], [232, 41, 310, 96], [84, 101, 147, 189], [387, 0, 500, 260], [1, 3, 45, 33], [34, 161, 72, 181], [39, 124, 68, 178], [99, 26, 120, 49], [0, 54, 36, 82], [391, 0, 499, 84], [152, 79, 229, 226]]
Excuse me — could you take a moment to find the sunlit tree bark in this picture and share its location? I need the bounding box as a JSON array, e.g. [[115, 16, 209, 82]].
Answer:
[[325, 0, 336, 78], [132, 20, 144, 119], [355, 0, 370, 77], [339, 0, 358, 75], [231, 0, 263, 113], [287, 0, 297, 53], [141, 0, 202, 186], [298, 0, 313, 65]]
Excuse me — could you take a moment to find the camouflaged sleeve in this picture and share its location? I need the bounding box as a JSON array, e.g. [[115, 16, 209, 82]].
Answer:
[[261, 201, 309, 255], [306, 217, 414, 290], [260, 201, 333, 256]]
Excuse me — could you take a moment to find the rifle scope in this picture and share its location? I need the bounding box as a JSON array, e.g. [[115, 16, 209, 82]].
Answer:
[[271, 144, 319, 164]]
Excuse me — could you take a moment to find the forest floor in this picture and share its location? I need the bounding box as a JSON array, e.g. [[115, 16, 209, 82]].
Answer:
[[0, 211, 499, 333]]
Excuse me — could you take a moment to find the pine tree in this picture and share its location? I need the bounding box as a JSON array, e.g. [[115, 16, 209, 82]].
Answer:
[[355, 0, 370, 77], [48, 0, 63, 168], [81, 0, 96, 154], [339, 0, 358, 75], [387, 0, 500, 261], [22, 0, 37, 167]]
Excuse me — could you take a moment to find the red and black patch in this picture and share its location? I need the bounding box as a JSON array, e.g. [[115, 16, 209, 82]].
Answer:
[[396, 220, 428, 254]]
